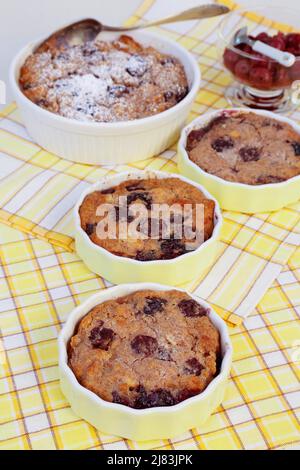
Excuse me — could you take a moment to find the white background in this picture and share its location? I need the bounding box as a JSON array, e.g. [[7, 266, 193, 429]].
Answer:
[[0, 0, 299, 106]]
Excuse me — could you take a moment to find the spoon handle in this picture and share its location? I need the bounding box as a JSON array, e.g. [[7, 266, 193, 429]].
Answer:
[[101, 4, 229, 32], [252, 40, 295, 67]]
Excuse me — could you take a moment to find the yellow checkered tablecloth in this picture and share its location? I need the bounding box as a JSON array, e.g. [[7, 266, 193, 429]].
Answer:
[[0, 0, 300, 325], [0, 0, 300, 450], [0, 222, 299, 449]]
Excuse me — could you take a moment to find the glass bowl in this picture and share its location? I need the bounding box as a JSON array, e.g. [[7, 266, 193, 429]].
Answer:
[[218, 3, 300, 112]]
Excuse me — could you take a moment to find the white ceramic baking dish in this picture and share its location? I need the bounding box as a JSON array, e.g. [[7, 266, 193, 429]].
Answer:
[[178, 108, 300, 213], [58, 282, 232, 440], [10, 27, 201, 165], [74, 169, 222, 286]]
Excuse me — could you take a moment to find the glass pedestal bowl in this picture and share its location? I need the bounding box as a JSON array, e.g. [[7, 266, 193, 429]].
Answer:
[[218, 3, 300, 113]]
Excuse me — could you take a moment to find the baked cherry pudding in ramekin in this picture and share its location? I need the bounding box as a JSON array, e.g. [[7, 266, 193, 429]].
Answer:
[[178, 108, 300, 213], [19, 34, 189, 123], [59, 283, 232, 440], [74, 170, 222, 286]]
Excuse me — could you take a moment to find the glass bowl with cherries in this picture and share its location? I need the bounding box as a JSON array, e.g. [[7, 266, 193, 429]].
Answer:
[[218, 4, 300, 112]]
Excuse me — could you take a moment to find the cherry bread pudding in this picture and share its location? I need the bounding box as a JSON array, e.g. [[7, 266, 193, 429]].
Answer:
[[68, 289, 220, 409], [79, 177, 216, 261], [186, 111, 300, 185], [19, 34, 189, 123], [223, 32, 300, 91]]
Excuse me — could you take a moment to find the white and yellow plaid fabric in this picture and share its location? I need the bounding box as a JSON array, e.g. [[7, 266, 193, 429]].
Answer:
[[0, 0, 300, 325], [0, 222, 299, 450], [0, 0, 300, 449], [1, 97, 299, 326]]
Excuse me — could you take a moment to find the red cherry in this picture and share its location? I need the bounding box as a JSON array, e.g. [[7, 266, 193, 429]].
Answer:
[[289, 60, 300, 81], [285, 33, 300, 56], [256, 32, 270, 43], [269, 36, 285, 51], [249, 66, 272, 89], [234, 59, 250, 80], [267, 61, 279, 79], [252, 53, 270, 66], [242, 44, 253, 54], [286, 33, 300, 47], [286, 46, 300, 56], [223, 48, 239, 71]]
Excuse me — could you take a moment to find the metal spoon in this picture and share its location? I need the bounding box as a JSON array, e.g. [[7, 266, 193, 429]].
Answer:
[[35, 3, 229, 52], [233, 26, 295, 67]]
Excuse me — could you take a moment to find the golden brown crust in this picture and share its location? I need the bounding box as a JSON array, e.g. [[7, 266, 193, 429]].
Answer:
[[68, 289, 220, 408], [19, 34, 188, 123], [186, 112, 300, 185], [79, 177, 216, 261]]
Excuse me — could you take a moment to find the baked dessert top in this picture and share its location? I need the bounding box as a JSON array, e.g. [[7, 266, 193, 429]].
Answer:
[[186, 111, 300, 185], [19, 34, 189, 123], [68, 289, 220, 409], [79, 177, 216, 261]]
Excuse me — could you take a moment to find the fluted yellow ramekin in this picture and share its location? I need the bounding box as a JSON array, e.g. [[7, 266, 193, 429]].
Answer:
[[74, 170, 222, 286], [178, 108, 300, 213], [58, 282, 232, 440]]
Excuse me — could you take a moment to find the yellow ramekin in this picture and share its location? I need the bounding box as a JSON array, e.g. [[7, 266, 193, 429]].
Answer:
[[74, 170, 222, 286], [58, 282, 232, 440], [178, 108, 300, 213]]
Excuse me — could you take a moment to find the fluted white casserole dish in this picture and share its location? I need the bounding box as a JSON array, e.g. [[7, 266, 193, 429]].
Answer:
[[10, 28, 201, 165]]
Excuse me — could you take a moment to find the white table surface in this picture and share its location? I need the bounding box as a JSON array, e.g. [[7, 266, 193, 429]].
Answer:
[[1, 0, 299, 106]]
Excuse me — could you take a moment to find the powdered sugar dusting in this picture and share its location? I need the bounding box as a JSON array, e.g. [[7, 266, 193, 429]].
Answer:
[[20, 35, 189, 123]]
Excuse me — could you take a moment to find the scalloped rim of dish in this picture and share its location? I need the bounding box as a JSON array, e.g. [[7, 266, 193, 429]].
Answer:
[[178, 107, 300, 190], [10, 28, 201, 132], [73, 169, 223, 266], [58, 282, 232, 416]]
